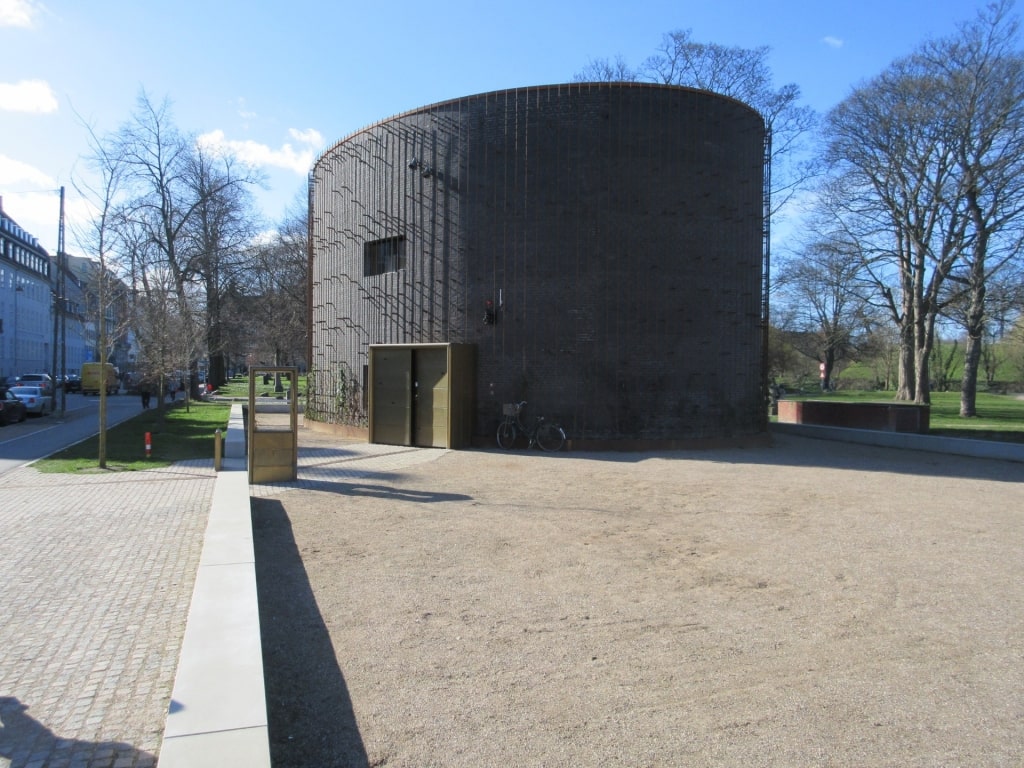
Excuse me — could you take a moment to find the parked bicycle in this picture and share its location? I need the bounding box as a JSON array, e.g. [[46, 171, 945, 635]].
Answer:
[[496, 401, 566, 451]]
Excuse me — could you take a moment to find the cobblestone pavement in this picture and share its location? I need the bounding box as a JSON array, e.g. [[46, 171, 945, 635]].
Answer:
[[0, 461, 216, 768], [0, 432, 446, 768]]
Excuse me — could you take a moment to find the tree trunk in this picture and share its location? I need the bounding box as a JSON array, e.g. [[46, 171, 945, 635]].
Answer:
[[959, 278, 986, 417], [913, 316, 933, 405], [960, 196, 988, 418], [896, 322, 915, 400], [205, 273, 227, 389], [822, 349, 837, 391], [960, 334, 982, 417], [190, 359, 202, 400], [209, 352, 227, 390], [914, 352, 931, 402]]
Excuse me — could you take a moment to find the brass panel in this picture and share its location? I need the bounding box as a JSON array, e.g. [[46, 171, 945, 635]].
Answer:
[[250, 431, 298, 483], [414, 348, 449, 448], [371, 348, 412, 445], [248, 366, 299, 484], [368, 344, 475, 449], [447, 344, 476, 449]]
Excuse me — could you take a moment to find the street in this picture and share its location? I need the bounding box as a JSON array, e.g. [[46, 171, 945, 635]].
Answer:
[[0, 391, 143, 475]]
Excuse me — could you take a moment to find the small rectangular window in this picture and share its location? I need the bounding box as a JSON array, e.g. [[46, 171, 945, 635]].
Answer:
[[364, 236, 406, 276]]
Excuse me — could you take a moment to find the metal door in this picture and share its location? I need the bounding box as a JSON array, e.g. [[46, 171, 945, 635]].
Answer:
[[371, 348, 412, 446], [413, 348, 449, 448]]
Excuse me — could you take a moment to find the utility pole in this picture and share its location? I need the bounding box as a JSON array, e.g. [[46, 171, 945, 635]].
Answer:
[[59, 187, 67, 417], [52, 186, 66, 416]]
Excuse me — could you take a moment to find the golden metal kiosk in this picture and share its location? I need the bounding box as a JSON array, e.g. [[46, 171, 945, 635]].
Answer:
[[248, 366, 299, 483]]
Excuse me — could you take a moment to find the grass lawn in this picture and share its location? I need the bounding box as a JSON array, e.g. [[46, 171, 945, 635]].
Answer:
[[217, 373, 306, 400], [779, 390, 1024, 444], [35, 400, 231, 473], [33, 385, 1021, 474]]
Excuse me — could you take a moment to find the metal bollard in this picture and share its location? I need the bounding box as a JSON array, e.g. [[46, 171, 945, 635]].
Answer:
[[214, 428, 222, 472]]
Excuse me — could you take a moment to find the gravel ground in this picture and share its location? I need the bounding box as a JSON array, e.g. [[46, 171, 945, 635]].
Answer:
[[254, 431, 1024, 768]]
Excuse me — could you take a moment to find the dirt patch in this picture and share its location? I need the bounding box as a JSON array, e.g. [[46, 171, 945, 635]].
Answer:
[[255, 432, 1024, 767]]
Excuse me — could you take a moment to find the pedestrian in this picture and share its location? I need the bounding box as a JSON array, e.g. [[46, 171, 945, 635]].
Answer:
[[140, 385, 151, 409]]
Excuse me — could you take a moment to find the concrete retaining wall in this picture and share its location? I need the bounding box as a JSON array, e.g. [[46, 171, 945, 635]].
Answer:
[[777, 399, 930, 433], [771, 420, 1024, 463], [160, 404, 270, 767]]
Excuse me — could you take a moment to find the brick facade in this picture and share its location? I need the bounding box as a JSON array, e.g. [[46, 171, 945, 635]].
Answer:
[[310, 83, 767, 444]]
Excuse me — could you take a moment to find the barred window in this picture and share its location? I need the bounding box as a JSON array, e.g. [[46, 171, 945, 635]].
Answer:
[[364, 236, 405, 276]]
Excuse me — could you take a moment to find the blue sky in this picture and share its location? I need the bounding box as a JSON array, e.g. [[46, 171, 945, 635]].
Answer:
[[0, 0, 990, 254]]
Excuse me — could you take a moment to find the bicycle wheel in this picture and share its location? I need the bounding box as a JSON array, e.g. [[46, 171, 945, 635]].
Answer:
[[535, 421, 565, 452], [496, 421, 517, 449]]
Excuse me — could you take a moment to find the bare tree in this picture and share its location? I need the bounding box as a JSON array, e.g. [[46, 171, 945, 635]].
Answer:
[[73, 122, 128, 468], [574, 55, 641, 83], [928, 0, 1024, 415], [859, 323, 902, 391], [183, 144, 262, 389], [930, 335, 961, 392], [237, 195, 308, 370], [1006, 314, 1024, 382], [110, 91, 262, 396], [775, 236, 873, 390], [108, 93, 204, 398], [577, 29, 817, 216], [824, 52, 969, 402], [118, 220, 198, 414], [823, 1, 1024, 407], [765, 320, 802, 384]]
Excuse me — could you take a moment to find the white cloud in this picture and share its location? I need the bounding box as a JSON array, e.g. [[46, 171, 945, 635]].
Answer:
[[0, 190, 62, 253], [0, 153, 55, 187], [289, 128, 324, 146], [0, 186, 102, 255], [235, 97, 257, 121], [0, 79, 59, 113], [823, 36, 844, 49], [197, 128, 324, 175], [0, 155, 61, 250], [0, 0, 36, 27]]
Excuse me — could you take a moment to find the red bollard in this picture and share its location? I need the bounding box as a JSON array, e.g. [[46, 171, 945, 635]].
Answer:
[[145, 431, 152, 458]]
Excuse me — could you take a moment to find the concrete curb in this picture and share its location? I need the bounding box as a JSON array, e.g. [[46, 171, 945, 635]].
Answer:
[[160, 405, 270, 767], [771, 421, 1024, 463], [225, 403, 246, 459]]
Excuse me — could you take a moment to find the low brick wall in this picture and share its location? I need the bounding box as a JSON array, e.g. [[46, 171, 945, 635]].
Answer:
[[777, 400, 930, 434]]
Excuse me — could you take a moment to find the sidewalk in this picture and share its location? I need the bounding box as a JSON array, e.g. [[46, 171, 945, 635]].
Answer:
[[0, 424, 445, 768], [0, 460, 216, 768]]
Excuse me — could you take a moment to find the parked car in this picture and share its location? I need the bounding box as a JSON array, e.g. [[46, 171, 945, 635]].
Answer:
[[64, 374, 82, 393], [19, 373, 54, 396], [0, 389, 27, 424], [9, 385, 52, 416]]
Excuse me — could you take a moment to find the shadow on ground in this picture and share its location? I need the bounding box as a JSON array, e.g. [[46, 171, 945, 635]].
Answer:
[[253, 498, 370, 768], [556, 432, 1023, 483], [0, 696, 155, 768]]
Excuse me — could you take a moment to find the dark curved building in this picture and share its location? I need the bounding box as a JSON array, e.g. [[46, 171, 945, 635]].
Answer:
[[309, 82, 768, 448]]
